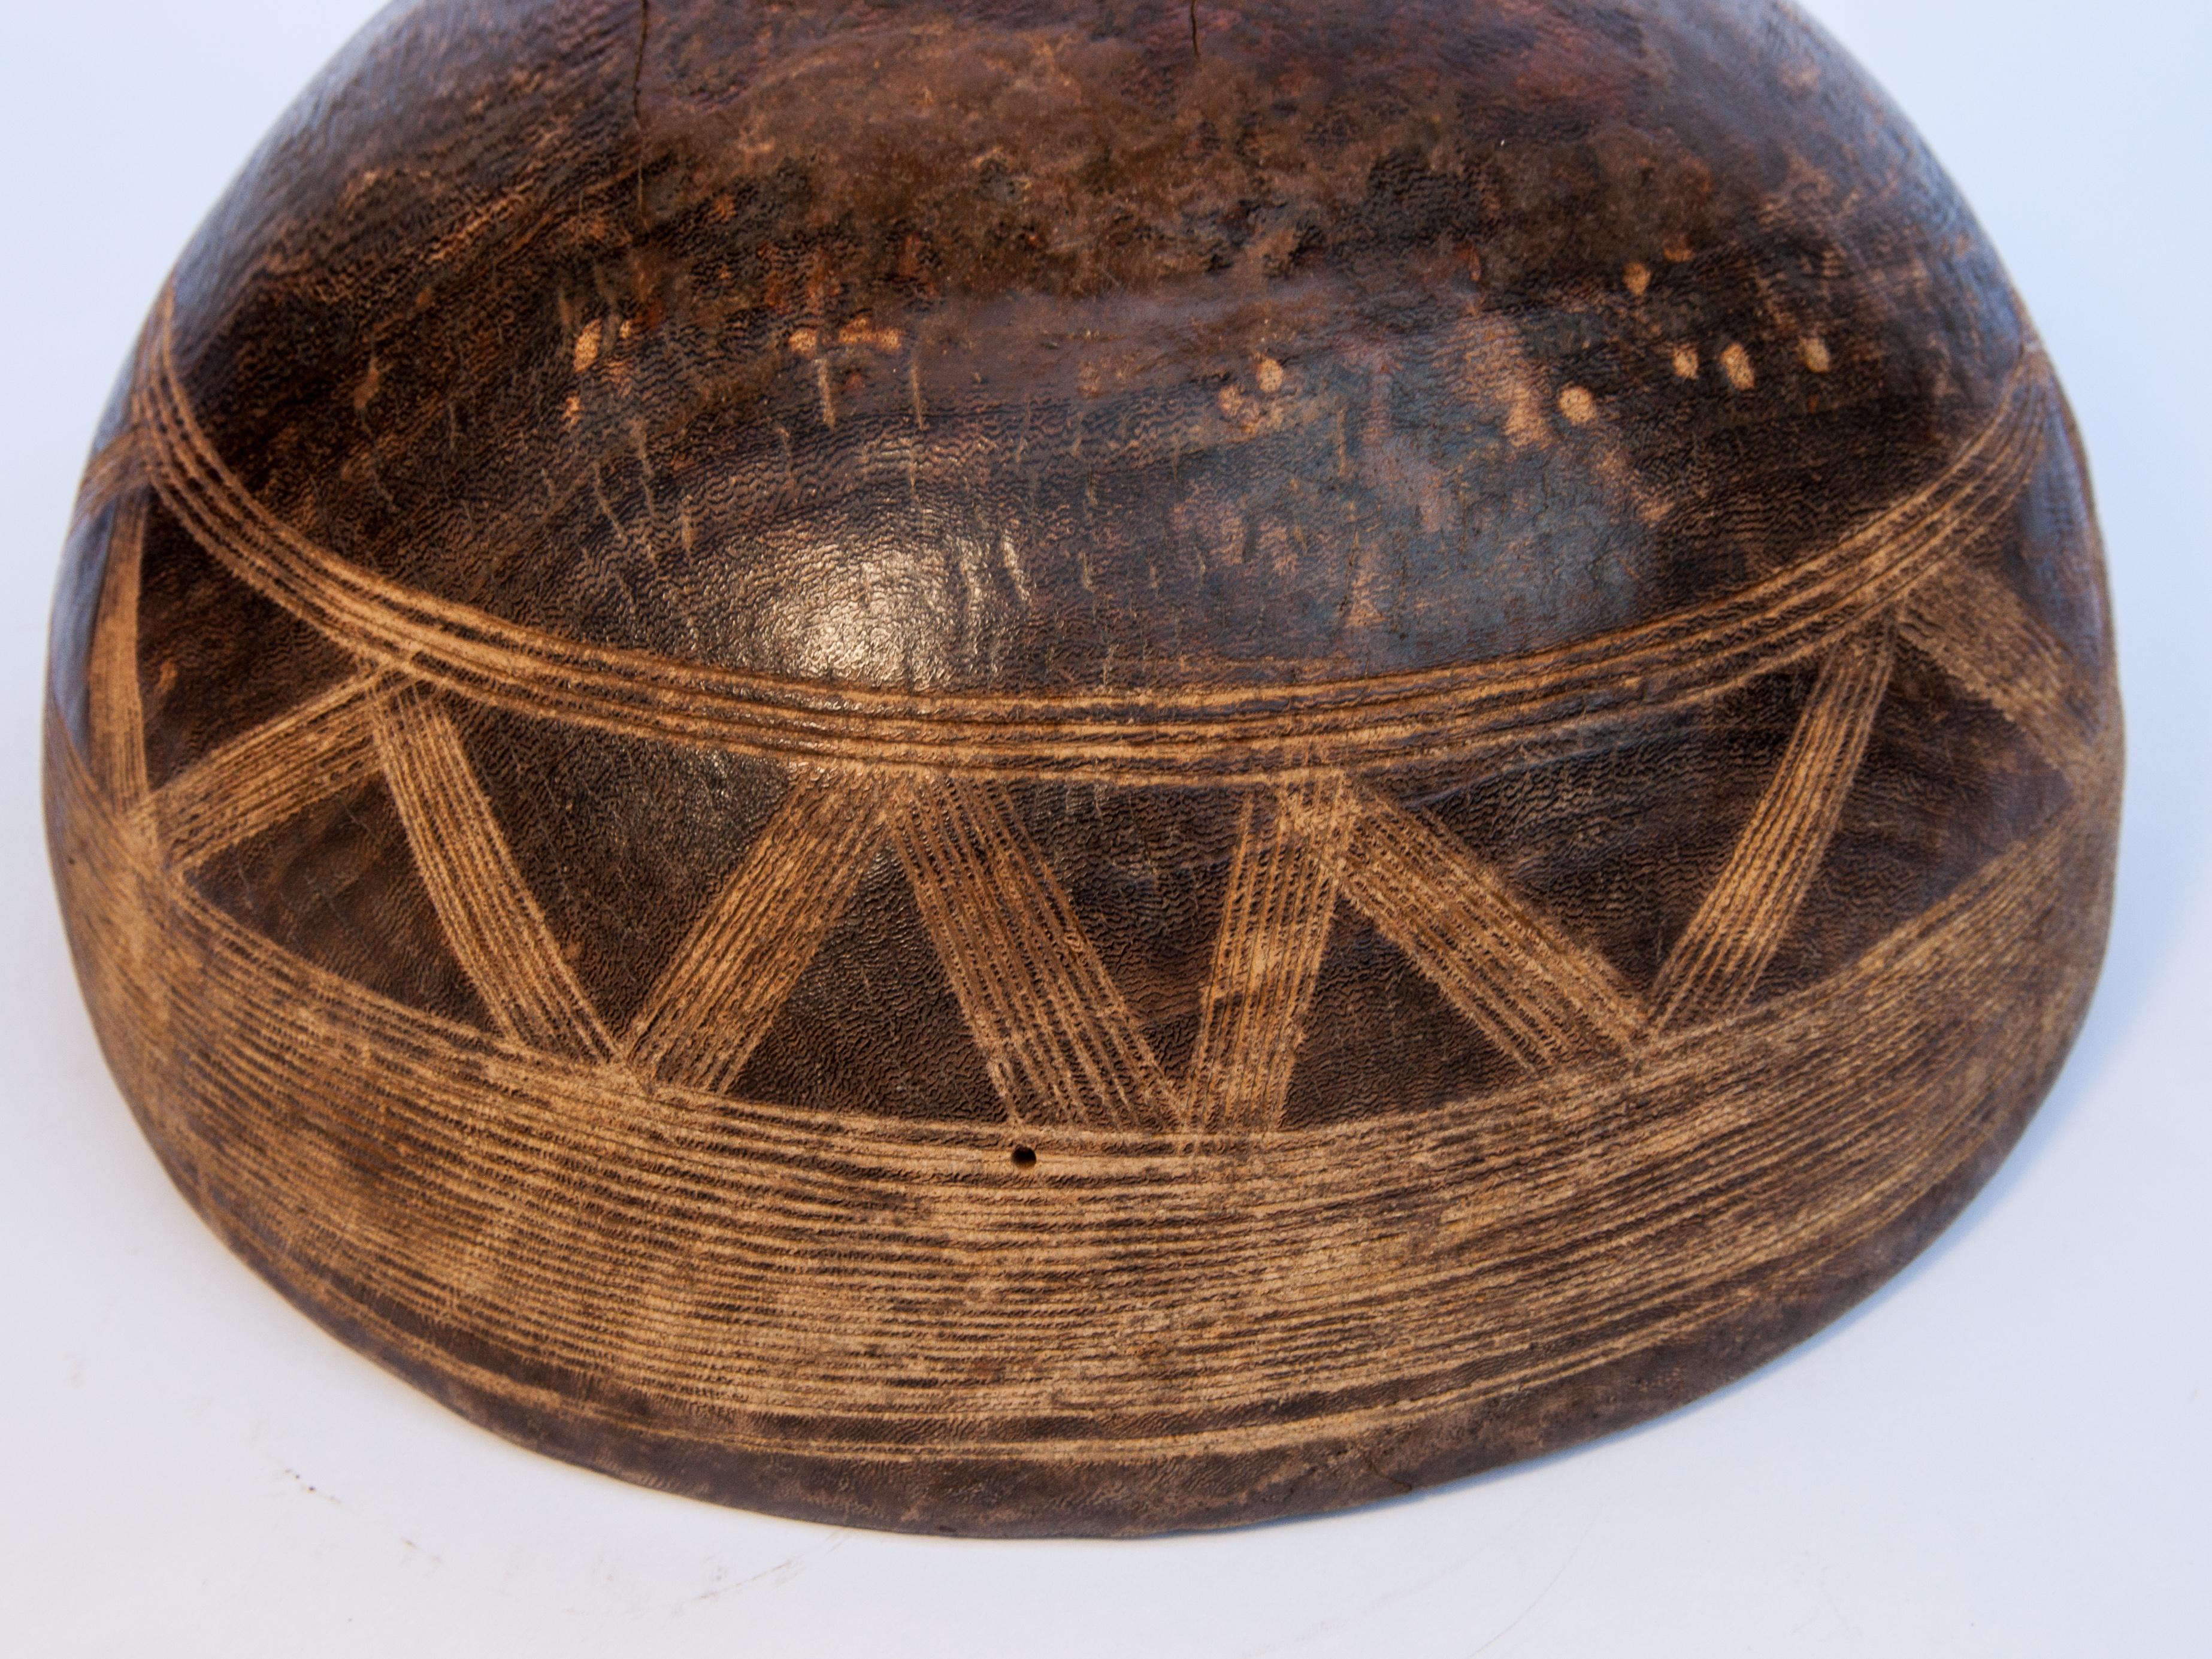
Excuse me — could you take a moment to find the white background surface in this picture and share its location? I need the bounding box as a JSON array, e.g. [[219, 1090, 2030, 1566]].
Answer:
[[2, 2, 2205, 1653]]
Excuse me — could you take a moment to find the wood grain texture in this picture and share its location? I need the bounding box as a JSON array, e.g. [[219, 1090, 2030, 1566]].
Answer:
[[45, 0, 2122, 1536], [130, 284, 2057, 783]]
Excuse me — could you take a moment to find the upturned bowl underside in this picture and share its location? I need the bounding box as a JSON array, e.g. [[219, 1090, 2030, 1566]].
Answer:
[[47, 0, 2119, 1534]]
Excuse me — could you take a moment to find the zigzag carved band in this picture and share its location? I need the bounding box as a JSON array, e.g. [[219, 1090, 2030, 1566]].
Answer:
[[52, 707, 2117, 1469], [135, 290, 2054, 783]]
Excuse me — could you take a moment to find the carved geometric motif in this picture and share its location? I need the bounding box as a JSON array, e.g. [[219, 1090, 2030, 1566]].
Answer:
[[87, 292, 2094, 1138]]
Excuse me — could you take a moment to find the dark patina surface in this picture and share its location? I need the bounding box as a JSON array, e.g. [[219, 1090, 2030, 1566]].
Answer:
[[48, 0, 2117, 1533]]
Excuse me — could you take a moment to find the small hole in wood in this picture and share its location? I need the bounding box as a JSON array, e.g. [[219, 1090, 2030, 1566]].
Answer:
[[1010, 1145, 1037, 1167]]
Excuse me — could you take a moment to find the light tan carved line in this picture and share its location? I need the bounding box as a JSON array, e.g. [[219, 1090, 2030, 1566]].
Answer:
[[888, 777, 1184, 1132], [60, 713, 2108, 1443], [1899, 561, 2092, 785], [627, 771, 886, 1094], [73, 428, 143, 533], [368, 686, 615, 1062], [134, 289, 2052, 779], [87, 491, 151, 807], [1652, 623, 1898, 1030], [146, 671, 400, 868], [1296, 781, 1646, 1069], [1185, 779, 1351, 1133]]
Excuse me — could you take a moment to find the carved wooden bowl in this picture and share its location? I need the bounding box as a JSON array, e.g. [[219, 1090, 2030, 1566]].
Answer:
[[46, 0, 2120, 1534]]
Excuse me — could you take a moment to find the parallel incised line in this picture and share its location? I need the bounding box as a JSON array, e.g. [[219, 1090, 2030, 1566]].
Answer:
[[1900, 560, 2093, 785], [627, 769, 888, 1095], [133, 280, 2054, 782], [52, 699, 2110, 1442], [72, 428, 143, 534], [88, 491, 151, 808], [889, 777, 1185, 1133], [150, 670, 398, 868], [370, 686, 615, 1061], [1185, 779, 1351, 1133], [1291, 780, 1647, 1069], [1653, 623, 1896, 1029]]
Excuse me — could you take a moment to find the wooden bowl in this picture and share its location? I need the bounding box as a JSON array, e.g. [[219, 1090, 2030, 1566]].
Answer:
[[46, 0, 2120, 1534]]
